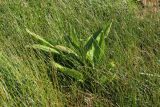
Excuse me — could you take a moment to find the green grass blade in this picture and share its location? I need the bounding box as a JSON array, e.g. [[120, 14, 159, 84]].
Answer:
[[0, 52, 4, 63], [69, 24, 79, 46], [64, 35, 81, 53], [0, 52, 8, 63], [26, 29, 53, 47], [0, 52, 2, 58]]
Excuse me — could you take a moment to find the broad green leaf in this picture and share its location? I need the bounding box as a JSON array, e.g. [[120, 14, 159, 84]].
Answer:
[[52, 61, 84, 82], [26, 29, 53, 47], [84, 29, 102, 52], [54, 45, 83, 66], [26, 44, 59, 54], [93, 40, 101, 63], [94, 21, 112, 62], [86, 44, 95, 66], [55, 45, 78, 56], [97, 21, 112, 59], [85, 30, 102, 66], [86, 21, 112, 65]]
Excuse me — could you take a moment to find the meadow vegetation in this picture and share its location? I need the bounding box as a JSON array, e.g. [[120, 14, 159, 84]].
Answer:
[[0, 0, 160, 106]]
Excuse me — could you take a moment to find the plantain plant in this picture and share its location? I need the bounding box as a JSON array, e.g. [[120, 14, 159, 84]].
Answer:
[[26, 21, 112, 82]]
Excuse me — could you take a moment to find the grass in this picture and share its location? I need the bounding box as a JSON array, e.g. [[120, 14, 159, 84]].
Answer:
[[0, 0, 160, 106]]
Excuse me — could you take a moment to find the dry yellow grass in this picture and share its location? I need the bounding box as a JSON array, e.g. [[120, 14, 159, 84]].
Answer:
[[141, 0, 159, 12]]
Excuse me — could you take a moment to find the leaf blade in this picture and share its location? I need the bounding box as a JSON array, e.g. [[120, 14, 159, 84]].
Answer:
[[84, 29, 103, 52], [26, 44, 59, 54], [54, 45, 78, 56], [26, 29, 53, 47], [94, 21, 113, 63], [52, 61, 84, 82]]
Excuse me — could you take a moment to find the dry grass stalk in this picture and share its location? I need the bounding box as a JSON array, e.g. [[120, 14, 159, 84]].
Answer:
[[141, 0, 159, 13]]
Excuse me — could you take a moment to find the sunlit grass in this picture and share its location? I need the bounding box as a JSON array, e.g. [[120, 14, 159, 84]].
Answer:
[[0, 0, 160, 106]]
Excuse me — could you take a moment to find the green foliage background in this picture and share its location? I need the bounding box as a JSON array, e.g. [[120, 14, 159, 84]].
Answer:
[[0, 0, 160, 106]]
